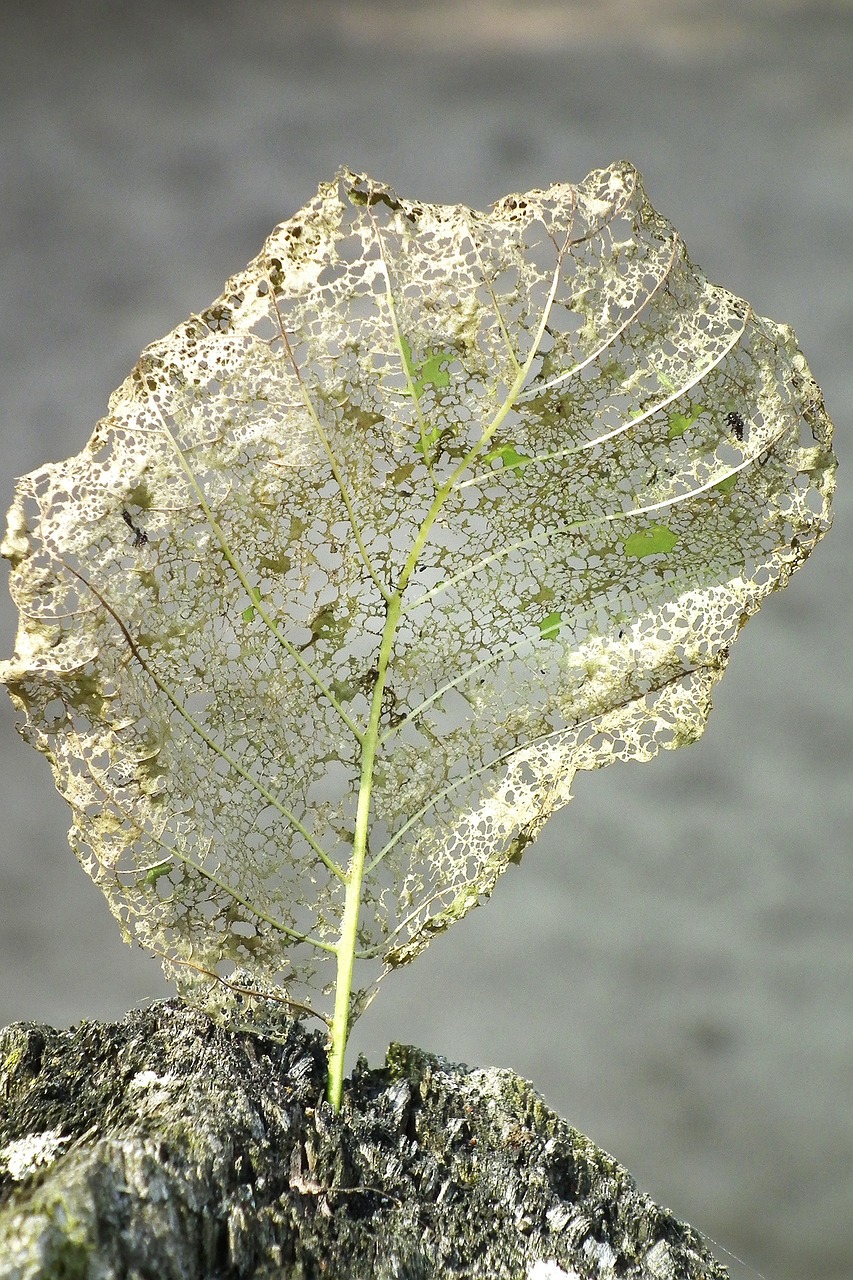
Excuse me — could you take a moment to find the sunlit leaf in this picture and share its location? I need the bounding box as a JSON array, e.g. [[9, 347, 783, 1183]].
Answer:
[[0, 164, 836, 1094]]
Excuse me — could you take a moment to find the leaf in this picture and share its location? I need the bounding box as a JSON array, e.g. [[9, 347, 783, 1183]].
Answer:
[[0, 163, 836, 1096]]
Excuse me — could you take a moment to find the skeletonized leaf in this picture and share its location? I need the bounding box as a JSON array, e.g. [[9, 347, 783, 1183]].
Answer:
[[0, 163, 835, 1031]]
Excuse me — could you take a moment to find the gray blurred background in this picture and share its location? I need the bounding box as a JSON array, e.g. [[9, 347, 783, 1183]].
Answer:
[[1, 3, 850, 1276]]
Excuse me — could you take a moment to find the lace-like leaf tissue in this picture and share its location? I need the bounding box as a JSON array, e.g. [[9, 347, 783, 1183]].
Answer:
[[0, 164, 836, 1100]]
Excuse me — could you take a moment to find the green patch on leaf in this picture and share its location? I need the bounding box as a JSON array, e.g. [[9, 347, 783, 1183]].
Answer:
[[414, 426, 442, 457], [259, 552, 291, 575], [306, 606, 340, 646], [331, 677, 359, 703], [390, 461, 416, 487], [650, 362, 678, 393], [485, 443, 532, 472], [538, 610, 563, 640], [144, 861, 172, 887], [623, 524, 680, 559], [599, 358, 626, 383], [713, 471, 739, 494], [667, 404, 705, 439], [242, 589, 264, 624], [401, 334, 453, 399], [531, 584, 556, 606]]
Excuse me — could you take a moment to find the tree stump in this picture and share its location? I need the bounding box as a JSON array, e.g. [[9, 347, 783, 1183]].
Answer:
[[0, 1001, 727, 1279]]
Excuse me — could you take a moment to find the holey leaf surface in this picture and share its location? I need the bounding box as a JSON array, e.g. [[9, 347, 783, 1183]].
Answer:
[[0, 163, 836, 1053]]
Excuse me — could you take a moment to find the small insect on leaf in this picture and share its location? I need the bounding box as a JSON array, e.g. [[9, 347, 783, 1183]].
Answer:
[[145, 861, 172, 887], [121, 508, 149, 548], [726, 410, 746, 441]]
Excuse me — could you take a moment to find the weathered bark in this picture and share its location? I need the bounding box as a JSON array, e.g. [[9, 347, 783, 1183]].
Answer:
[[0, 1001, 726, 1279]]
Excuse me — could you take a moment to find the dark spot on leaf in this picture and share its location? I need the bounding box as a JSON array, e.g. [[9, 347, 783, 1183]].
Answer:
[[122, 509, 148, 548], [726, 411, 746, 441]]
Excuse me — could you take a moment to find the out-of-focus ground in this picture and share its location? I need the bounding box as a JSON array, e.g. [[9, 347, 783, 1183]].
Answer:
[[1, 4, 850, 1277]]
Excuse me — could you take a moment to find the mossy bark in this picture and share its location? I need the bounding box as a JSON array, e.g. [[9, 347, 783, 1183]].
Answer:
[[0, 1002, 726, 1279]]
